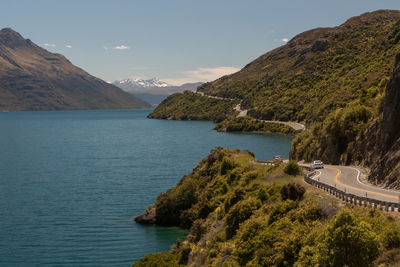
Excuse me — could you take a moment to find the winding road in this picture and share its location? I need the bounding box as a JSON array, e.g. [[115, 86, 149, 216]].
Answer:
[[195, 91, 398, 204], [310, 165, 400, 204], [194, 91, 306, 130]]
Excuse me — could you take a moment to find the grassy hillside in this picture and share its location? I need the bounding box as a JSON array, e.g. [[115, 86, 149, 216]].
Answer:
[[148, 91, 239, 122], [151, 10, 400, 124], [215, 116, 299, 135], [197, 10, 399, 123], [134, 148, 400, 266]]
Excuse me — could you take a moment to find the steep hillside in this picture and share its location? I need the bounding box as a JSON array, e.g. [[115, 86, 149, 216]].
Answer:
[[198, 10, 400, 123], [0, 28, 151, 110], [134, 148, 400, 266], [371, 52, 400, 187], [148, 91, 239, 122], [348, 52, 400, 189], [151, 10, 400, 124], [149, 10, 400, 187]]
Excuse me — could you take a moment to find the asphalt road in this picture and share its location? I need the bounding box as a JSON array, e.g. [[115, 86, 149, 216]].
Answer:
[[312, 165, 400, 204], [195, 91, 306, 130]]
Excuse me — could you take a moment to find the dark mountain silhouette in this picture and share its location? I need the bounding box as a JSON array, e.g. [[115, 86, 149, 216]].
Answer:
[[0, 28, 151, 110]]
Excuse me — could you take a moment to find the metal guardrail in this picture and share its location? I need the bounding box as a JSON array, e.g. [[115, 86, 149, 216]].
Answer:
[[303, 170, 400, 212]]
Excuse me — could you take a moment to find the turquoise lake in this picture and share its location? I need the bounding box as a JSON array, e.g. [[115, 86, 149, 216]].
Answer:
[[0, 109, 292, 265]]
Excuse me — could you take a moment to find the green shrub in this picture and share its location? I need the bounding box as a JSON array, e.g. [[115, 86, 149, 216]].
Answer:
[[280, 183, 305, 201], [133, 252, 182, 267], [382, 226, 400, 249], [155, 178, 197, 226], [268, 200, 297, 225], [178, 245, 191, 265], [324, 104, 372, 153], [296, 210, 380, 267], [225, 198, 261, 239], [220, 157, 236, 175], [284, 160, 301, 176], [257, 188, 268, 202], [188, 219, 207, 243], [224, 188, 245, 211]]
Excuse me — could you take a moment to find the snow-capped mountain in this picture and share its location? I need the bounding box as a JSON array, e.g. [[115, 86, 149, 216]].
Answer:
[[113, 78, 169, 91], [113, 77, 202, 95], [113, 77, 203, 106]]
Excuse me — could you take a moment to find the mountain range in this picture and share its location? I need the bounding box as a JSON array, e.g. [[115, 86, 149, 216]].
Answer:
[[0, 28, 151, 111], [113, 77, 202, 94], [113, 78, 202, 105]]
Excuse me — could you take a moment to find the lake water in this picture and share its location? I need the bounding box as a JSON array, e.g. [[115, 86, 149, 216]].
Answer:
[[0, 109, 292, 265]]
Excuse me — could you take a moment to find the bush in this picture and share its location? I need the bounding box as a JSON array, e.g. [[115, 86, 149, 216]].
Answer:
[[224, 188, 245, 211], [284, 160, 301, 176], [382, 226, 400, 249], [267, 200, 297, 225], [178, 245, 191, 265], [189, 219, 207, 242], [155, 178, 198, 226], [296, 210, 380, 267], [220, 157, 236, 175], [133, 252, 182, 267], [225, 198, 261, 239], [280, 183, 305, 201]]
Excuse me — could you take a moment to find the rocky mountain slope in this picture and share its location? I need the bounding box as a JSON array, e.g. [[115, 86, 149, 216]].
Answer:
[[350, 52, 400, 189], [0, 28, 151, 111], [372, 53, 400, 187]]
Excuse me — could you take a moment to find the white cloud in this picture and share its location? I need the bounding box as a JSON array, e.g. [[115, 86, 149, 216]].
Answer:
[[113, 45, 130, 50], [274, 38, 289, 43], [103, 45, 131, 50], [65, 45, 72, 48], [43, 43, 56, 47], [162, 66, 241, 86]]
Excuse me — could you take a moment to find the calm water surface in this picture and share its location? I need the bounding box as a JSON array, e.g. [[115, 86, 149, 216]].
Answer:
[[0, 109, 292, 265]]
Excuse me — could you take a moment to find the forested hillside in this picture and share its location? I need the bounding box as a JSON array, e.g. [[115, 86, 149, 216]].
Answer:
[[134, 148, 400, 266]]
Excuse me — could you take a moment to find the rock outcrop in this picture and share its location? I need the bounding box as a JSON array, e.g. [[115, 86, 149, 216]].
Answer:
[[367, 52, 400, 188], [134, 208, 156, 224]]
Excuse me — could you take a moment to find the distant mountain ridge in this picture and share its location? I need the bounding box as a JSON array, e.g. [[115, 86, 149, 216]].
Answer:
[[0, 28, 151, 110], [116, 77, 169, 90], [113, 78, 202, 95]]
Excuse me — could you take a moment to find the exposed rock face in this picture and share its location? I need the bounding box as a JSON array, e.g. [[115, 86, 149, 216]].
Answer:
[[368, 53, 400, 188], [0, 28, 151, 110], [134, 208, 156, 224]]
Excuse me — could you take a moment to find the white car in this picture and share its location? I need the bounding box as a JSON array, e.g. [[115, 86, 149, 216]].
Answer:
[[312, 160, 324, 169]]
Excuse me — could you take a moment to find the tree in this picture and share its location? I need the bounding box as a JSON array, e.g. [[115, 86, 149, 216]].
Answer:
[[280, 183, 305, 201], [284, 160, 301, 176], [133, 252, 182, 267], [296, 210, 380, 267], [324, 210, 379, 266]]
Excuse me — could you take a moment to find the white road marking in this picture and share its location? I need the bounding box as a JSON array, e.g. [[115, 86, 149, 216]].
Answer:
[[347, 166, 400, 194], [311, 170, 322, 180]]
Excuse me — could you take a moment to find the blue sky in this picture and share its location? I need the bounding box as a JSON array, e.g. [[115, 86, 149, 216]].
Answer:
[[2, 0, 400, 84]]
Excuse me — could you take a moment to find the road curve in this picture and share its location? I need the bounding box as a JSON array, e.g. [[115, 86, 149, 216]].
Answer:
[[311, 165, 400, 204], [194, 91, 306, 130]]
